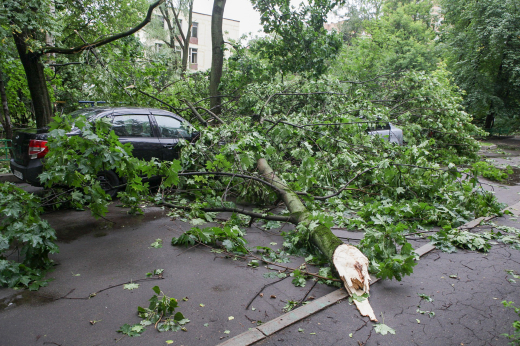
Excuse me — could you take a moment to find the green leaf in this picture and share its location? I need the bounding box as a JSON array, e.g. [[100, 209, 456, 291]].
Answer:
[[374, 323, 396, 335], [152, 286, 161, 295], [124, 282, 139, 290], [150, 239, 163, 248]]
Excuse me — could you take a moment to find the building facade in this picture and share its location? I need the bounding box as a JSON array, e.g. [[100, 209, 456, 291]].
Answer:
[[138, 11, 240, 71]]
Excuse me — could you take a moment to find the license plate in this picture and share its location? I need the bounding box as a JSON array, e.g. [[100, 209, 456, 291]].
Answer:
[[13, 170, 23, 180]]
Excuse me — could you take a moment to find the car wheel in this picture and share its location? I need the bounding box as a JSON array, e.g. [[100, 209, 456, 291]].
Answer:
[[97, 170, 120, 199]]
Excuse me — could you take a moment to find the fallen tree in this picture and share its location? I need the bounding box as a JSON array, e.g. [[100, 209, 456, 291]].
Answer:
[[257, 158, 377, 321]]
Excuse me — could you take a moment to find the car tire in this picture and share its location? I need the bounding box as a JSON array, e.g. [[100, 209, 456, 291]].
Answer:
[[97, 170, 120, 199]]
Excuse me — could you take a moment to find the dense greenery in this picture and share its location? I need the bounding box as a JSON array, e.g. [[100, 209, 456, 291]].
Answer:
[[0, 183, 57, 290], [0, 0, 515, 292], [440, 0, 520, 129], [334, 0, 439, 81]]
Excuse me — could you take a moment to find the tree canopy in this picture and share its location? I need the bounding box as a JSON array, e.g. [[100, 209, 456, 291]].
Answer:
[[440, 0, 520, 128], [1, 0, 517, 298]]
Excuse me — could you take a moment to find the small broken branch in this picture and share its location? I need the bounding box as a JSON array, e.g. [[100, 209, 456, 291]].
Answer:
[[177, 171, 286, 195], [245, 276, 288, 310], [182, 99, 208, 127], [196, 106, 225, 124], [160, 201, 292, 223]]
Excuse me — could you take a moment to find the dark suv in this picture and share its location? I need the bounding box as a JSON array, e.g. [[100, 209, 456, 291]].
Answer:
[[10, 107, 197, 190]]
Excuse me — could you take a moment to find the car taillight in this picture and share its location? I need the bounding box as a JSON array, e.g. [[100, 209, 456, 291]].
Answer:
[[28, 140, 49, 159]]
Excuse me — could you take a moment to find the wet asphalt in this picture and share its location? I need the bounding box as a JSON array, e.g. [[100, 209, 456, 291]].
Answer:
[[1, 138, 520, 346]]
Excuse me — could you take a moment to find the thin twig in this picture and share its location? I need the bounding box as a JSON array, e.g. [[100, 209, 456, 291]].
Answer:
[[55, 277, 163, 300], [245, 276, 288, 310]]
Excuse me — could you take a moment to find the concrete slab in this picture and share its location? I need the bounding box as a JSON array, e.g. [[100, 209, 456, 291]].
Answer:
[[0, 173, 21, 183], [218, 328, 266, 346]]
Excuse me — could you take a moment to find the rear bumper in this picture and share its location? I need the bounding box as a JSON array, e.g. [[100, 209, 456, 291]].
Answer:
[[10, 158, 44, 186]]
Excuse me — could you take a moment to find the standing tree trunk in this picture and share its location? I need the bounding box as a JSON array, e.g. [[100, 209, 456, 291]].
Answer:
[[484, 100, 495, 129], [162, 0, 194, 75], [210, 0, 226, 115], [0, 68, 13, 140], [257, 158, 377, 321], [13, 32, 53, 129], [181, 1, 194, 74]]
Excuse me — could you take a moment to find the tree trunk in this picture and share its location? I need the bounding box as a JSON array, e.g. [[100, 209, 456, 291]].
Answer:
[[257, 158, 377, 321], [484, 112, 494, 129], [210, 0, 226, 115], [0, 68, 13, 140], [13, 32, 53, 128], [181, 1, 194, 74], [484, 100, 494, 129], [164, 0, 193, 75]]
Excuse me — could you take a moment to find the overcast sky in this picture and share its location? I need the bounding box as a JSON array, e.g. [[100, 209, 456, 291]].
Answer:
[[192, 0, 264, 37], [191, 1, 343, 39]]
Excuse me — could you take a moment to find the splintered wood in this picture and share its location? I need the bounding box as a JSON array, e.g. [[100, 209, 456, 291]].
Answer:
[[333, 244, 378, 321]]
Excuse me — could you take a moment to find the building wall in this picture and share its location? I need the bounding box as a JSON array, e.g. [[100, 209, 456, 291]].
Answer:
[[138, 10, 240, 71]]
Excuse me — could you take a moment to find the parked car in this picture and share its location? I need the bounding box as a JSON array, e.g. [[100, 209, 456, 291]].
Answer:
[[366, 122, 404, 145], [10, 107, 198, 195]]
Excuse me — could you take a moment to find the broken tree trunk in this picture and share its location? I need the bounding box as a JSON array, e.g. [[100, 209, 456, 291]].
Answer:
[[257, 158, 377, 321]]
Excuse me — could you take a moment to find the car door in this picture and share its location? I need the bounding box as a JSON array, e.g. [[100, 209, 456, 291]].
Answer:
[[153, 114, 192, 161], [110, 110, 162, 161]]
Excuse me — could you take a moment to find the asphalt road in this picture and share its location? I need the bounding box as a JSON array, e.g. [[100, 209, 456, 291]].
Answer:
[[1, 138, 520, 346]]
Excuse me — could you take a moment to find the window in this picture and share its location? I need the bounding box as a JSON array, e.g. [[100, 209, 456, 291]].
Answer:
[[112, 115, 153, 137], [192, 22, 198, 38], [189, 48, 198, 64], [155, 115, 190, 138], [155, 43, 164, 53], [174, 45, 182, 58]]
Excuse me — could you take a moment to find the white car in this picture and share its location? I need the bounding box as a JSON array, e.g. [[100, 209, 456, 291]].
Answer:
[[367, 123, 404, 145]]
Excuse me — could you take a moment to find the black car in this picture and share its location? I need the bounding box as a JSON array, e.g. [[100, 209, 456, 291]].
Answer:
[[10, 107, 198, 193]]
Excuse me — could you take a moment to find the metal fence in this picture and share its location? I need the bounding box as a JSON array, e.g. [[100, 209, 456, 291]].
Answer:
[[0, 139, 11, 162]]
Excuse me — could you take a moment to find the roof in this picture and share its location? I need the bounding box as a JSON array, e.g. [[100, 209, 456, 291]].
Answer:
[[192, 11, 240, 23]]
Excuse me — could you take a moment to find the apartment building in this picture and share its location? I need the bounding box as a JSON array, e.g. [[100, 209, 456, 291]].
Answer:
[[138, 11, 240, 71]]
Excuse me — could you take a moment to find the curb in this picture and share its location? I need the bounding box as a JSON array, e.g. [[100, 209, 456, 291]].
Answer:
[[218, 243, 435, 346], [218, 201, 520, 346], [0, 173, 22, 183]]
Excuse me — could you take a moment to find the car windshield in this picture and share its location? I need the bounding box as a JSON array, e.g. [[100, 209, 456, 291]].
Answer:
[[69, 108, 107, 120]]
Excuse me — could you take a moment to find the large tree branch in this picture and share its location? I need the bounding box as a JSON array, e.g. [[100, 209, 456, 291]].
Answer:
[[42, 0, 165, 55], [257, 158, 377, 321], [160, 201, 293, 223]]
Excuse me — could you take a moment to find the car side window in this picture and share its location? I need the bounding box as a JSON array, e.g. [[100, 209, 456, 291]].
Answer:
[[155, 115, 190, 138], [112, 115, 153, 137]]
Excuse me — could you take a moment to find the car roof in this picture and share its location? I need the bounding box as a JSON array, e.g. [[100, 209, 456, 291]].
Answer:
[[79, 106, 178, 115]]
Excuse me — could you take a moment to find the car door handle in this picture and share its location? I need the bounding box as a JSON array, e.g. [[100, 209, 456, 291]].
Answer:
[[163, 144, 175, 149]]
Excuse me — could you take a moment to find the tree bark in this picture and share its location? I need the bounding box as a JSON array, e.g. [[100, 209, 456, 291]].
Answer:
[[257, 158, 377, 321], [210, 0, 226, 115], [13, 32, 53, 128], [0, 68, 13, 139], [182, 1, 194, 74]]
